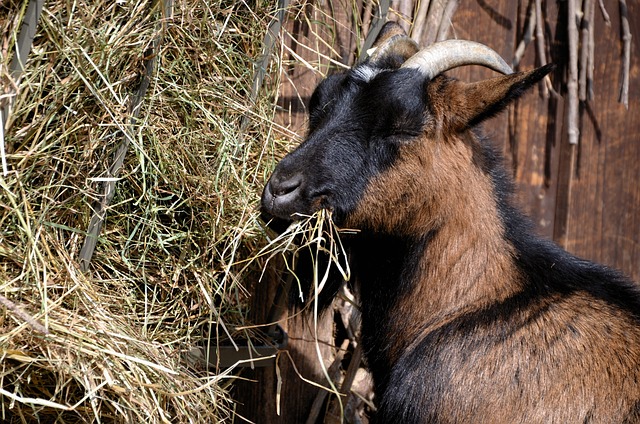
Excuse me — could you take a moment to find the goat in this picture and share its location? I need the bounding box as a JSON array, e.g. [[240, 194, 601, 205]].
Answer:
[[261, 22, 640, 423]]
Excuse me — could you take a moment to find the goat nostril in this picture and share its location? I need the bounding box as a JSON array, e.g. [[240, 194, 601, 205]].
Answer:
[[272, 173, 302, 197]]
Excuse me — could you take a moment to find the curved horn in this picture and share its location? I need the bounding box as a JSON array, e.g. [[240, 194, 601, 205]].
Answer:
[[401, 40, 513, 79], [368, 34, 419, 64]]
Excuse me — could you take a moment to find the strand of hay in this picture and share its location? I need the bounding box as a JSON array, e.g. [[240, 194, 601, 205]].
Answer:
[[0, 0, 289, 422]]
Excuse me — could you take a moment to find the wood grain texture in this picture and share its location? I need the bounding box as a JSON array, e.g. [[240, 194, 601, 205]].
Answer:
[[561, 0, 640, 278], [449, 1, 561, 239]]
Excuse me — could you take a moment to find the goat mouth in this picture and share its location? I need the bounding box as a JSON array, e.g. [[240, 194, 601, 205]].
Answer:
[[261, 179, 345, 231], [259, 209, 292, 234], [260, 194, 341, 234]]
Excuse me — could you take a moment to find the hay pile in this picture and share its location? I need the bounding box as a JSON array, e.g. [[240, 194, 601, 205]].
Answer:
[[0, 0, 290, 421]]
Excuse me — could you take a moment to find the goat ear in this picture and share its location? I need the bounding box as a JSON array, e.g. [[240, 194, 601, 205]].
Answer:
[[434, 64, 555, 132], [366, 22, 419, 69]]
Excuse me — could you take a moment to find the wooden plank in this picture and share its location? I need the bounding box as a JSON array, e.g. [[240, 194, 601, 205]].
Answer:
[[562, 0, 640, 279], [511, 0, 564, 240], [449, 0, 561, 240], [276, 1, 360, 133]]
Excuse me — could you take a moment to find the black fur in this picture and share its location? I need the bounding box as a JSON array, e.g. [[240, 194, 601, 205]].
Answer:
[[262, 67, 427, 224]]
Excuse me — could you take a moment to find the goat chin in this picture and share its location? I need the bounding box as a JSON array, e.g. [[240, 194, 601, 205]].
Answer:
[[259, 210, 291, 234]]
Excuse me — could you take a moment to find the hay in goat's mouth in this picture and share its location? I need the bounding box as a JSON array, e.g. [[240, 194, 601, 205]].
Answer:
[[257, 210, 352, 301]]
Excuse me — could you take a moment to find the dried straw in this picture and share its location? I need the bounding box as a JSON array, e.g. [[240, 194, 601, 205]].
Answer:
[[0, 0, 290, 421]]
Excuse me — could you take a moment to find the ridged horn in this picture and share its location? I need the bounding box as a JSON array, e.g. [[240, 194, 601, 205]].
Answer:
[[401, 40, 513, 79], [368, 34, 419, 65]]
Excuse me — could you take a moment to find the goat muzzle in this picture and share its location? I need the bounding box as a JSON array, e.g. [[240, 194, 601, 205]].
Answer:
[[261, 171, 305, 222]]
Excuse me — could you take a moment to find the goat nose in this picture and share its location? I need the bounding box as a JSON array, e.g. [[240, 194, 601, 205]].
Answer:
[[270, 172, 303, 197], [262, 171, 304, 219]]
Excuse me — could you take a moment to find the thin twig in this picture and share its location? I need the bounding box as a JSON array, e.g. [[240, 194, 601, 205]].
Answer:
[[436, 0, 458, 42], [390, 0, 413, 33], [359, 0, 391, 62], [78, 2, 170, 271], [0, 110, 7, 176], [250, 0, 289, 104], [423, 0, 448, 46], [618, 0, 631, 109], [513, 0, 536, 69], [598, 0, 611, 26], [325, 342, 365, 421], [305, 339, 351, 424], [1, 0, 44, 175], [362, 0, 374, 36], [587, 0, 596, 100], [339, 342, 363, 397], [579, 0, 593, 101], [411, 0, 432, 43], [0, 294, 49, 335], [535, 0, 549, 97], [567, 0, 580, 145]]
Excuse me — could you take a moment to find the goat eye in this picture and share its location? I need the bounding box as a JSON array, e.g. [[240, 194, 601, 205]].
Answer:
[[308, 100, 332, 131], [309, 74, 347, 112]]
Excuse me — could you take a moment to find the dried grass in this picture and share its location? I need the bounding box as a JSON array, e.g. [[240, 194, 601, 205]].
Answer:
[[0, 0, 297, 422]]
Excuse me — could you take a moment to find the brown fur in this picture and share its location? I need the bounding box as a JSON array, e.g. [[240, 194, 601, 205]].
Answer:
[[346, 102, 523, 366], [346, 74, 640, 422]]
